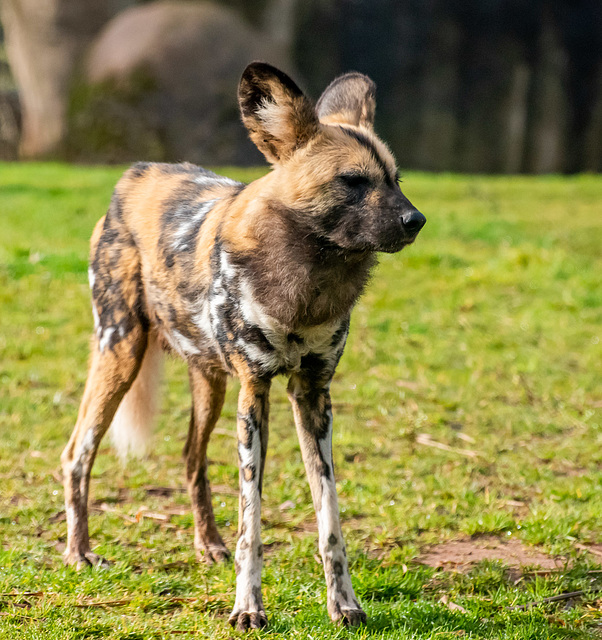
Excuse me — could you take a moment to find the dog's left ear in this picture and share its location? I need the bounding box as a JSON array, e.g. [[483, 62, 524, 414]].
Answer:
[[239, 62, 319, 164], [316, 72, 376, 129]]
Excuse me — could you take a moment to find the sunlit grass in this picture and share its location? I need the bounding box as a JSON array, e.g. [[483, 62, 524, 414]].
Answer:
[[0, 162, 601, 638]]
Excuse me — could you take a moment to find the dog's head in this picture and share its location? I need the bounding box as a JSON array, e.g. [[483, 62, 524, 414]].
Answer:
[[239, 62, 425, 254]]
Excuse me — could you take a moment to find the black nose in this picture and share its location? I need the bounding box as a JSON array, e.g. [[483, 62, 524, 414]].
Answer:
[[402, 209, 426, 234]]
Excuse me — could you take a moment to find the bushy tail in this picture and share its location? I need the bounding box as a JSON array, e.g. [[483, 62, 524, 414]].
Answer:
[[110, 333, 163, 462]]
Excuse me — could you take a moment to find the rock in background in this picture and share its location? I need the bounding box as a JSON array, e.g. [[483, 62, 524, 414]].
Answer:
[[67, 1, 285, 164]]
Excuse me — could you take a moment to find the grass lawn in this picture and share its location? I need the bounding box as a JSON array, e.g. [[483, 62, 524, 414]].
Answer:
[[0, 162, 601, 638]]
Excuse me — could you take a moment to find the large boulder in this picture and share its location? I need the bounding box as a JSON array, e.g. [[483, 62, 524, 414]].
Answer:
[[68, 1, 283, 164]]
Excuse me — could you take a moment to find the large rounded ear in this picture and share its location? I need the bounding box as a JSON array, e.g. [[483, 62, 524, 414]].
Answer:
[[238, 62, 319, 164], [316, 72, 376, 129]]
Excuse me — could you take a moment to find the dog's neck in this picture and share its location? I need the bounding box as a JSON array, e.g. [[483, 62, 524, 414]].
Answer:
[[222, 185, 376, 330]]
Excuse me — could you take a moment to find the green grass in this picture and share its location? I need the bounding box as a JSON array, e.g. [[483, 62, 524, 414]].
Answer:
[[1, 162, 601, 638]]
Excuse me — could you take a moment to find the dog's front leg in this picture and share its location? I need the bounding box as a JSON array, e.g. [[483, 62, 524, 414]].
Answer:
[[288, 374, 366, 626], [229, 376, 270, 631]]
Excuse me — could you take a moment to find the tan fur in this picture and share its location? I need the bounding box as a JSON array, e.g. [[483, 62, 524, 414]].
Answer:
[[316, 72, 376, 129], [185, 366, 229, 562], [267, 126, 396, 214], [119, 171, 187, 253], [61, 329, 146, 568], [238, 64, 319, 163]]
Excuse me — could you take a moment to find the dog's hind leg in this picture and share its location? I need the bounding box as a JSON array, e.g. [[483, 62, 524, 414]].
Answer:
[[62, 208, 149, 568], [184, 365, 230, 563], [61, 326, 147, 568]]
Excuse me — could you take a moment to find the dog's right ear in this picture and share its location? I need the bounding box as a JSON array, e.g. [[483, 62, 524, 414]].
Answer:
[[316, 72, 376, 129], [239, 62, 319, 164]]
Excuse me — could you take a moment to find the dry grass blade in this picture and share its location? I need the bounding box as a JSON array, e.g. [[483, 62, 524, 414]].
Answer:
[[439, 595, 467, 613], [416, 433, 478, 458], [575, 543, 602, 558], [74, 599, 132, 608], [91, 503, 137, 523], [455, 432, 476, 444], [505, 500, 526, 507], [396, 379, 421, 391], [507, 588, 602, 611], [0, 591, 44, 598], [144, 485, 187, 496], [135, 508, 171, 522], [0, 612, 45, 621], [212, 428, 237, 439]]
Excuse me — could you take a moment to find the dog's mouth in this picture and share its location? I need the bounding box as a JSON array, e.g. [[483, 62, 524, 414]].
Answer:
[[377, 234, 419, 254], [320, 225, 423, 255]]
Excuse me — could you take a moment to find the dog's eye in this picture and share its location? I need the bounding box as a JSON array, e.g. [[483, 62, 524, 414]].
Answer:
[[339, 173, 371, 190]]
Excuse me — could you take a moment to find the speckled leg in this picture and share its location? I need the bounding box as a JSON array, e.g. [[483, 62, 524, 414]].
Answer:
[[288, 374, 366, 626], [228, 377, 270, 631], [61, 329, 146, 568], [185, 366, 229, 564]]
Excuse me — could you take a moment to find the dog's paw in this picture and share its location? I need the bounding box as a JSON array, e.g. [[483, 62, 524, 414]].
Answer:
[[64, 550, 110, 570], [197, 542, 231, 565], [228, 609, 268, 631], [331, 606, 367, 627]]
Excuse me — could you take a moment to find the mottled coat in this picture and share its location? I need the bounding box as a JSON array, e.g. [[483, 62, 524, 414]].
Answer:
[[61, 62, 426, 630]]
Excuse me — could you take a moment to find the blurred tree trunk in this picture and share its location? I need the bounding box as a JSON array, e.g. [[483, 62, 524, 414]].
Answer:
[[0, 0, 111, 157], [526, 14, 569, 173], [503, 64, 530, 173], [585, 69, 602, 172], [416, 19, 461, 171]]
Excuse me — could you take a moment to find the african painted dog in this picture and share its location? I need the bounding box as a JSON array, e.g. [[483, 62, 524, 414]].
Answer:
[[61, 62, 426, 630]]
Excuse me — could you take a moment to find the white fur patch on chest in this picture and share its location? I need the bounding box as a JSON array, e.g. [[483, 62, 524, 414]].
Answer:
[[238, 278, 344, 372]]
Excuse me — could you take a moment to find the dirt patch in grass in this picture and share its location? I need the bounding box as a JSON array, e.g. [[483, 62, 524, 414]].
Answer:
[[419, 536, 565, 571]]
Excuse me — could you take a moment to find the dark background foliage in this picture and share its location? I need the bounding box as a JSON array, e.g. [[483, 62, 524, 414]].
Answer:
[[1, 0, 601, 172]]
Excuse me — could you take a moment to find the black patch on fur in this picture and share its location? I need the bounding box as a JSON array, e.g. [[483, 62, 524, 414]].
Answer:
[[129, 162, 151, 179], [90, 194, 149, 350], [227, 202, 375, 329], [237, 411, 258, 450], [243, 464, 256, 482], [318, 456, 332, 480], [239, 62, 304, 118], [300, 353, 329, 381], [339, 127, 390, 179], [251, 585, 264, 607], [330, 317, 349, 347], [155, 162, 211, 176], [239, 324, 276, 353], [158, 168, 243, 269]]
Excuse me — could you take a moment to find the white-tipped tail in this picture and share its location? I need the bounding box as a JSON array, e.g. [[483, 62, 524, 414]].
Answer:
[[110, 333, 163, 462]]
